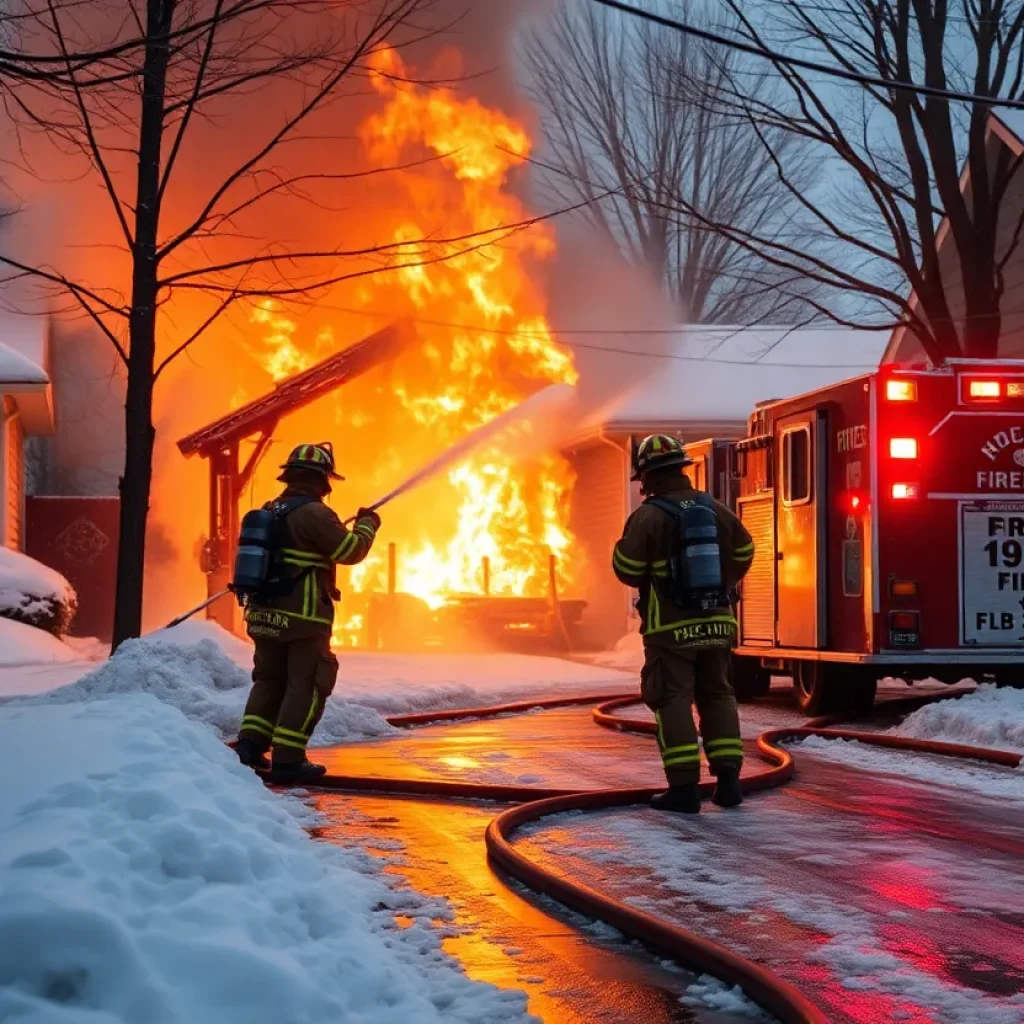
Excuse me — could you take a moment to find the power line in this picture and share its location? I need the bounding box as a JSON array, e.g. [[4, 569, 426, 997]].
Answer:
[[292, 301, 884, 369], [588, 0, 1024, 111]]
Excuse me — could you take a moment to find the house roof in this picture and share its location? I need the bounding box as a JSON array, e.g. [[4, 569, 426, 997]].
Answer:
[[569, 324, 887, 443], [178, 323, 410, 458], [0, 339, 47, 386], [0, 317, 53, 437]]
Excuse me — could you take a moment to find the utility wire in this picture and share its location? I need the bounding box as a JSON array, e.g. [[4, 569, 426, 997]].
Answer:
[[290, 301, 882, 369], [588, 0, 1024, 111]]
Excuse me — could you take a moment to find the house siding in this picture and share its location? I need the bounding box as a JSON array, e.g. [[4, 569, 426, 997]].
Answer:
[[569, 440, 632, 646]]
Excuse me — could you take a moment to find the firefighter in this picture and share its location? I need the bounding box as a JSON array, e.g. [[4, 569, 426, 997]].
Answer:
[[234, 442, 380, 781], [613, 434, 755, 813]]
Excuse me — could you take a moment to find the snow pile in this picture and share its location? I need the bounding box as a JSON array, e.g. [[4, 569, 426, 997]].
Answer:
[[0, 694, 534, 1024], [0, 547, 76, 635], [10, 619, 632, 739], [894, 684, 1024, 754], [158, 620, 633, 716], [32, 632, 394, 744], [0, 618, 79, 668]]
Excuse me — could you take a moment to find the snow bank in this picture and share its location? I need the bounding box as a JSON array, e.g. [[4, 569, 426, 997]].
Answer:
[[0, 547, 76, 635], [31, 631, 394, 744], [0, 618, 79, 667], [0, 694, 534, 1024], [13, 620, 632, 741], [894, 684, 1024, 753], [154, 620, 633, 718]]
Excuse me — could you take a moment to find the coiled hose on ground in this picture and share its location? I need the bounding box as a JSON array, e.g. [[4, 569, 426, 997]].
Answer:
[[264, 690, 1022, 1024]]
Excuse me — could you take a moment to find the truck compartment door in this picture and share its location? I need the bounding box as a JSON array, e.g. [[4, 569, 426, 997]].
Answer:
[[738, 495, 775, 645], [776, 411, 827, 648]]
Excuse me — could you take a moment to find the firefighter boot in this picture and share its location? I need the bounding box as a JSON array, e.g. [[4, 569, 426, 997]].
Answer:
[[649, 784, 701, 814], [712, 766, 743, 808], [235, 738, 270, 771], [270, 758, 328, 782]]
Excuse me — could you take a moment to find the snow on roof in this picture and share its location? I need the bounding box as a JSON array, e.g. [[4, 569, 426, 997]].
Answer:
[[0, 337, 47, 386], [575, 324, 888, 432]]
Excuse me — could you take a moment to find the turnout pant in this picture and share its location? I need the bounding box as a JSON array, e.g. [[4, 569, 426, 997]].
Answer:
[[238, 632, 339, 765], [639, 644, 743, 785]]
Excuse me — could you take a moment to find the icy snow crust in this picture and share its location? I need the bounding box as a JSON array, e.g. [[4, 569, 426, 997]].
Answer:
[[0, 694, 534, 1024]]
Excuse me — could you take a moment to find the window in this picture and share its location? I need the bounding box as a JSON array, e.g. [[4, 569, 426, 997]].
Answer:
[[782, 425, 812, 505]]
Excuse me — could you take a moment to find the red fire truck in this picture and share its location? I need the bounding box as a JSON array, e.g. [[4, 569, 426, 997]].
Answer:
[[686, 360, 1024, 713]]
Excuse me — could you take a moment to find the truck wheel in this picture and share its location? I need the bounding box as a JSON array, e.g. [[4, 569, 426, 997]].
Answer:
[[730, 655, 771, 702], [792, 661, 877, 716]]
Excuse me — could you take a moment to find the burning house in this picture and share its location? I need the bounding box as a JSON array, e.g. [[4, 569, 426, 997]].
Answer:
[[168, 49, 584, 651]]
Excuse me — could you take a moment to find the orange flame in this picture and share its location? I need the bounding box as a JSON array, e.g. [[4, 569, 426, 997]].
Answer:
[[250, 49, 578, 638]]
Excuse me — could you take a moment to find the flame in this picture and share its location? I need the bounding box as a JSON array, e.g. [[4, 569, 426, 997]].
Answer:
[[249, 49, 578, 634]]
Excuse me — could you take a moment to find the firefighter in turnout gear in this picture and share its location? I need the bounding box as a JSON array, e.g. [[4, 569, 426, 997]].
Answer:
[[235, 442, 380, 781], [613, 434, 755, 813]]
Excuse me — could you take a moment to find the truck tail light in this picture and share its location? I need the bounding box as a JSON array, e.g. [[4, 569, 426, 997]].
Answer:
[[967, 379, 1001, 400], [886, 379, 917, 402], [889, 610, 920, 647], [891, 482, 920, 500], [890, 579, 918, 598], [889, 437, 918, 459]]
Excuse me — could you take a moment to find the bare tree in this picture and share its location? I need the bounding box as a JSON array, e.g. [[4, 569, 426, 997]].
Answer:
[[523, 1, 826, 324], [0, 0, 568, 647], [689, 0, 1024, 362]]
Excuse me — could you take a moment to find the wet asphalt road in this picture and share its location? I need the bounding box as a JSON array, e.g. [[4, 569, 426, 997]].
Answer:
[[309, 694, 1024, 1024]]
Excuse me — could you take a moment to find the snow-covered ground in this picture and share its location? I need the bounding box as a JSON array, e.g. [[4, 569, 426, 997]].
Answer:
[[0, 694, 535, 1024], [2, 619, 635, 745], [521, 792, 1024, 1024]]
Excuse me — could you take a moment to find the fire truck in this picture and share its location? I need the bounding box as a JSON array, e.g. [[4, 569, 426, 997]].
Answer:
[[685, 360, 1024, 714]]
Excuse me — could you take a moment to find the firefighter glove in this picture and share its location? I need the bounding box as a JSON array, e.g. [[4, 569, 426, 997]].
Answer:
[[356, 507, 382, 531]]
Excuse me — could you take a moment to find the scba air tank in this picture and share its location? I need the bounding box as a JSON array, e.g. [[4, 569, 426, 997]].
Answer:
[[231, 508, 276, 597], [681, 502, 723, 606]]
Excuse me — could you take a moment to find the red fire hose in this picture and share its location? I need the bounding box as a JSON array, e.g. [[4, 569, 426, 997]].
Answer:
[[262, 689, 1020, 1024]]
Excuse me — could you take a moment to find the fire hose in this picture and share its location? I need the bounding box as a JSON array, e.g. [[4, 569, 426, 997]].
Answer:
[[254, 689, 1022, 1024]]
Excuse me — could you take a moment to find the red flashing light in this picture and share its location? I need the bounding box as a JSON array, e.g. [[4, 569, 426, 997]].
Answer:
[[889, 437, 918, 459], [850, 494, 861, 510], [886, 379, 917, 402], [892, 482, 920, 500]]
